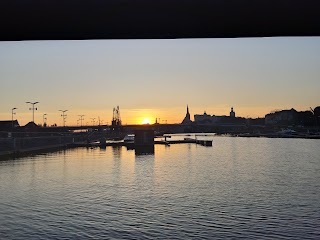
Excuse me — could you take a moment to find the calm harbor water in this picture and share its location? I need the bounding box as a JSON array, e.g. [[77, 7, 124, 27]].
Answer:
[[0, 136, 319, 239]]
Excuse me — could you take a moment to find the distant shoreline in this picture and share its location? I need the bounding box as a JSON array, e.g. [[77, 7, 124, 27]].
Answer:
[[1, 133, 319, 160]]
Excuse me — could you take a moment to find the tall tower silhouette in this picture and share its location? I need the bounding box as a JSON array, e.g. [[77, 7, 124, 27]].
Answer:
[[186, 105, 190, 119], [181, 105, 192, 124], [230, 107, 235, 118], [112, 106, 122, 126]]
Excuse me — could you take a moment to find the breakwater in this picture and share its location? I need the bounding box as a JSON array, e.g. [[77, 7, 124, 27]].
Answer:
[[0, 131, 106, 158], [1, 130, 318, 159], [0, 136, 81, 158]]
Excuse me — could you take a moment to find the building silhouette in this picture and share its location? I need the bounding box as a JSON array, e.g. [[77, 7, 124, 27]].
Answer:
[[194, 107, 241, 125], [230, 107, 235, 118], [265, 106, 320, 127], [265, 108, 298, 126], [0, 120, 20, 131], [181, 105, 192, 125]]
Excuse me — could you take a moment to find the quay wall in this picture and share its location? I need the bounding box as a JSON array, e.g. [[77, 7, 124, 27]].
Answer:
[[0, 135, 85, 157]]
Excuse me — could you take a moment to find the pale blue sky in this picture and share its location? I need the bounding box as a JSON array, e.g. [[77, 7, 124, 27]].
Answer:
[[0, 37, 319, 125]]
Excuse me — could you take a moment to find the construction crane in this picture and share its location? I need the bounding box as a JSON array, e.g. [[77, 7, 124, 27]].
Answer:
[[310, 107, 315, 114], [112, 106, 122, 127]]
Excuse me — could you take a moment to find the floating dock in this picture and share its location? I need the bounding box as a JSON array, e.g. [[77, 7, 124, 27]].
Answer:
[[0, 136, 213, 158], [74, 138, 213, 148]]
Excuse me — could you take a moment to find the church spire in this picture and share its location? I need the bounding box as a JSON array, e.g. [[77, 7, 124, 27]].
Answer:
[[186, 105, 190, 119], [181, 104, 192, 125]]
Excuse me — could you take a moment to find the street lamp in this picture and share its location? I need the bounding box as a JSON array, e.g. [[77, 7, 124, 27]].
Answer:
[[43, 114, 47, 127], [91, 118, 96, 125], [78, 115, 85, 126], [26, 101, 39, 123], [59, 110, 68, 127], [12, 107, 17, 129]]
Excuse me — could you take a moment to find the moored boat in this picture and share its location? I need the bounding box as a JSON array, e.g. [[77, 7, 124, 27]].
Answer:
[[123, 134, 134, 142]]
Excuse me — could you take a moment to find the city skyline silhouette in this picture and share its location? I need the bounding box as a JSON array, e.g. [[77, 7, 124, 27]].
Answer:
[[1, 38, 319, 125]]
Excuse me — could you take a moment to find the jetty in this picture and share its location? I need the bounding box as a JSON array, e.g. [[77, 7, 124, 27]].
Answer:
[[0, 130, 213, 159], [77, 138, 213, 148]]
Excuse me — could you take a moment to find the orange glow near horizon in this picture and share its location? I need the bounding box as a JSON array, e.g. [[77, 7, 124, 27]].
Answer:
[[141, 118, 151, 125], [2, 105, 317, 126]]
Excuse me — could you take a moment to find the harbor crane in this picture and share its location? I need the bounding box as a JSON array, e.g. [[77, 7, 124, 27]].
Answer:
[[112, 106, 122, 127]]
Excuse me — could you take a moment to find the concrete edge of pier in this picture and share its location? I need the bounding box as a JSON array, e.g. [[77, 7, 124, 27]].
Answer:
[[0, 143, 80, 160], [0, 138, 214, 159]]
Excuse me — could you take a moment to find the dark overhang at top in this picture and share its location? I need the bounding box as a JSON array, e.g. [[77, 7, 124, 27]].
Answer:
[[0, 0, 320, 41]]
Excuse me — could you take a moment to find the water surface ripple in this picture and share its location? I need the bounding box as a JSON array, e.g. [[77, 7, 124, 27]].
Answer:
[[0, 136, 319, 239]]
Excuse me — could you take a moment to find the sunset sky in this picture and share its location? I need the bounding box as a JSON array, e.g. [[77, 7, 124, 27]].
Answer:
[[1, 37, 319, 126]]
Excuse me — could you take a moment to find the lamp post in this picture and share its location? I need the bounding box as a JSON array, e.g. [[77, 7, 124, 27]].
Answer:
[[78, 115, 85, 126], [91, 118, 96, 126], [59, 110, 68, 127], [43, 114, 47, 127], [12, 107, 17, 129], [26, 101, 39, 123]]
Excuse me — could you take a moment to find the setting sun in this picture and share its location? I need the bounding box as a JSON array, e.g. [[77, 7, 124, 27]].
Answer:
[[141, 118, 151, 125]]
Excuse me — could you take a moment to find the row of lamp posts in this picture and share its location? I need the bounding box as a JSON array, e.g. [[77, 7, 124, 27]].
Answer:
[[11, 103, 97, 128]]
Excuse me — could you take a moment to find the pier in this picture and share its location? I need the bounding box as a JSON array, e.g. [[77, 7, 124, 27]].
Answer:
[[2, 120, 318, 158], [0, 131, 213, 159], [75, 138, 213, 148]]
